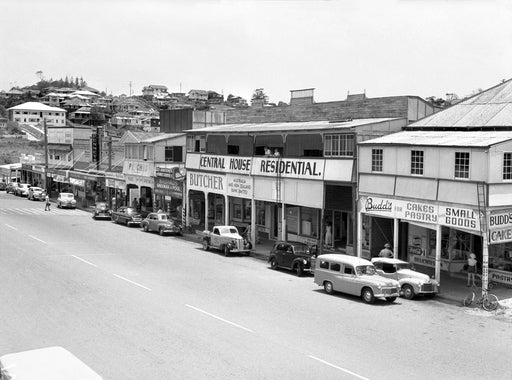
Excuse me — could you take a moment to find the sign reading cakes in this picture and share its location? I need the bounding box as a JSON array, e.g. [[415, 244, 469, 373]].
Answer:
[[227, 174, 252, 198], [489, 210, 512, 244], [188, 171, 226, 194]]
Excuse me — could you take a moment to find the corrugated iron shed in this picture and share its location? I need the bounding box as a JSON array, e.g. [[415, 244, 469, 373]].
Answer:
[[410, 78, 512, 129], [358, 130, 512, 147]]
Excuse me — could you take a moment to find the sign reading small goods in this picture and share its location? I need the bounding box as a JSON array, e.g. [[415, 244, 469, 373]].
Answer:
[[361, 196, 480, 231], [489, 210, 512, 244]]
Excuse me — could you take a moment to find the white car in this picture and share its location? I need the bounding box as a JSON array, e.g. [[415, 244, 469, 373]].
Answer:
[[57, 192, 77, 209], [371, 257, 440, 299]]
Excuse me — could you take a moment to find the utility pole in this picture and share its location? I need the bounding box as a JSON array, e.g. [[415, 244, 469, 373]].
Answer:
[[43, 118, 49, 194], [129, 81, 132, 96]]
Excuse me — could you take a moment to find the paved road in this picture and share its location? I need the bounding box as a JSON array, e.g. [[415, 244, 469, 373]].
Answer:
[[1, 192, 511, 379]]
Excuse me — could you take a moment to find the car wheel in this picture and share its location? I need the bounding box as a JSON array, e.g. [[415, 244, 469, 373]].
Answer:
[[159, 228, 164, 236], [224, 246, 230, 257], [362, 287, 375, 304], [385, 297, 397, 302], [324, 281, 334, 294], [57, 202, 61, 208], [295, 263, 304, 277], [269, 257, 278, 270], [402, 284, 415, 300], [202, 239, 209, 251], [143, 225, 149, 232]]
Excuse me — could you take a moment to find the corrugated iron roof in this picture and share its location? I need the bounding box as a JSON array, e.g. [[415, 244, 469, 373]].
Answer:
[[7, 102, 65, 112], [142, 133, 184, 143], [184, 118, 403, 134], [359, 130, 512, 147], [410, 78, 512, 128]]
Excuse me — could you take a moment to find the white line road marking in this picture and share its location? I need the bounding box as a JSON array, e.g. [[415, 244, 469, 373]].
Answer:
[[5, 224, 17, 230], [71, 255, 98, 267], [113, 273, 152, 291], [185, 304, 254, 333], [308, 355, 370, 380], [29, 235, 47, 244]]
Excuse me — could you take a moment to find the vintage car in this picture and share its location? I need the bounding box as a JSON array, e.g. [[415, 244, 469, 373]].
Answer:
[[202, 225, 253, 256], [14, 183, 31, 197], [0, 346, 103, 380], [27, 186, 46, 201], [141, 212, 182, 235], [92, 202, 111, 220], [5, 182, 18, 194], [371, 257, 440, 299], [268, 241, 316, 277], [314, 254, 401, 304], [57, 192, 77, 209], [111, 206, 142, 226]]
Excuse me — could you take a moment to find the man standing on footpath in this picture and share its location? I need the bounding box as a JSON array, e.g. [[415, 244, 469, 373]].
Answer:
[[379, 243, 393, 258], [45, 194, 51, 211]]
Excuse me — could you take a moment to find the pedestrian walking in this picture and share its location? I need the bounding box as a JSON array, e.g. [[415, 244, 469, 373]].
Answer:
[[45, 194, 51, 211], [378, 243, 393, 258], [467, 252, 478, 286]]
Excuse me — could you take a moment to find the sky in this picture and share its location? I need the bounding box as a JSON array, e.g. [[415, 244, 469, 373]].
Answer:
[[1, 0, 511, 104]]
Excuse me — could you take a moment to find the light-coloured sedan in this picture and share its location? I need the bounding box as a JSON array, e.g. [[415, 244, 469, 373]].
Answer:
[[371, 257, 440, 299], [57, 192, 77, 209], [141, 212, 182, 236], [27, 186, 46, 201]]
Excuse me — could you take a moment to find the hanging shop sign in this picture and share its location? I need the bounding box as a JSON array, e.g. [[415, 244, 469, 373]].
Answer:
[[226, 174, 253, 199], [70, 177, 85, 187], [488, 210, 512, 244], [156, 166, 186, 181], [489, 269, 512, 286], [155, 177, 183, 198], [188, 172, 225, 194]]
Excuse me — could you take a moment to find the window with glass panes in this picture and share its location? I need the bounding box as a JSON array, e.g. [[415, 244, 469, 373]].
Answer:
[[454, 152, 470, 179], [411, 150, 424, 175], [324, 134, 354, 157], [504, 153, 512, 180], [371, 149, 383, 172]]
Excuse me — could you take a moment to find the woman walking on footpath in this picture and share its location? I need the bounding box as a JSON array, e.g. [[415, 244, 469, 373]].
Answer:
[[45, 194, 51, 211]]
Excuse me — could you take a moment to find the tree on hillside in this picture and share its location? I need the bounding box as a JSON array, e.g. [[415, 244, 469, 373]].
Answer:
[[251, 88, 269, 107]]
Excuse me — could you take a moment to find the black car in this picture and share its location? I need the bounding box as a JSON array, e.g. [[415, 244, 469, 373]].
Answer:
[[268, 241, 316, 276], [111, 206, 142, 226], [92, 202, 111, 220]]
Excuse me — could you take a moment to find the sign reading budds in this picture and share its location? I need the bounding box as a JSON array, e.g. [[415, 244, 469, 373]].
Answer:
[[489, 210, 512, 244]]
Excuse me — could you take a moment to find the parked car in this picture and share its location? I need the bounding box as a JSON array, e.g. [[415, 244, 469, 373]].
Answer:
[[92, 202, 111, 220], [141, 212, 182, 235], [57, 192, 77, 209], [268, 241, 316, 276], [27, 186, 46, 201], [371, 257, 440, 299], [0, 181, 6, 191], [111, 206, 142, 226], [14, 183, 31, 197], [201, 225, 253, 256], [314, 254, 401, 304], [6, 182, 18, 194], [0, 346, 103, 380]]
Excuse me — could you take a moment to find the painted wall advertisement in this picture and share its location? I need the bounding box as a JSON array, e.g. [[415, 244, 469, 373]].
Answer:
[[226, 175, 253, 198], [489, 210, 512, 244], [360, 196, 480, 232]]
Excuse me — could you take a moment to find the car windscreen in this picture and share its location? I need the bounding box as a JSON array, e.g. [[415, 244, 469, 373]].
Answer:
[[356, 265, 376, 275], [158, 214, 168, 220], [61, 194, 74, 198], [293, 245, 310, 254], [31, 187, 43, 192]]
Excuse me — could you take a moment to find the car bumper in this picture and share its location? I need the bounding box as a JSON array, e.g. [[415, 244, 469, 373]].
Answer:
[[94, 212, 111, 219], [61, 203, 76, 208], [375, 287, 401, 298]]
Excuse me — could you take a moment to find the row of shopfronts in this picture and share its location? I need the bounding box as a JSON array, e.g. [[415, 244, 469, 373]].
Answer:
[[357, 195, 512, 287]]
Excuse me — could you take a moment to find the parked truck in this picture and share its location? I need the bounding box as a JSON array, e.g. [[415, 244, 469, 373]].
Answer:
[[202, 225, 253, 256]]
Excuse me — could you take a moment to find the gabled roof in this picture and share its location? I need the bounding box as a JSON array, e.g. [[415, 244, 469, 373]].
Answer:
[[142, 133, 184, 143], [7, 102, 66, 112], [358, 130, 512, 148], [409, 78, 512, 129]]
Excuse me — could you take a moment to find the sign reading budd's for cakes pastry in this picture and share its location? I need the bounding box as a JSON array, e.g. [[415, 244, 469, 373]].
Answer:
[[489, 210, 512, 244]]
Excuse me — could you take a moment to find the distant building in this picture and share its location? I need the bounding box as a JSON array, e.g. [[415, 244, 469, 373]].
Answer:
[[187, 89, 208, 102], [142, 85, 168, 97], [7, 102, 67, 126]]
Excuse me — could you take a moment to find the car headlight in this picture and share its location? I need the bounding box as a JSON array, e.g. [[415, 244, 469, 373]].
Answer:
[[377, 285, 382, 290], [302, 259, 307, 264]]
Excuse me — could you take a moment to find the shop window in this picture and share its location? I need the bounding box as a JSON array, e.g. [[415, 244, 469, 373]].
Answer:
[[286, 207, 299, 234], [410, 150, 424, 175], [324, 134, 354, 157], [503, 152, 512, 180], [454, 152, 470, 179], [257, 202, 266, 225], [301, 207, 319, 238], [233, 203, 242, 220], [371, 149, 383, 172]]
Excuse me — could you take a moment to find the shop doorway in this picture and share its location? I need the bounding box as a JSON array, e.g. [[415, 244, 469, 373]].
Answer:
[[271, 205, 282, 240]]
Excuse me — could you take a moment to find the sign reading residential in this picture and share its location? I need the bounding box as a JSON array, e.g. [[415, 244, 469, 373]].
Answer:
[[252, 157, 324, 180]]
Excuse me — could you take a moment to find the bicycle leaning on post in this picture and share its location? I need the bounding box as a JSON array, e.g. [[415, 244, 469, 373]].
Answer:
[[462, 284, 500, 311]]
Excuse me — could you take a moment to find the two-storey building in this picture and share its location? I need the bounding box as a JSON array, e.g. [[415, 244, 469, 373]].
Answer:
[[357, 78, 512, 287]]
